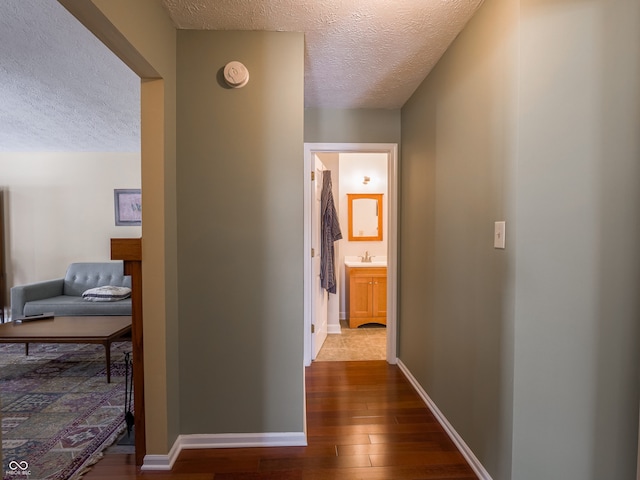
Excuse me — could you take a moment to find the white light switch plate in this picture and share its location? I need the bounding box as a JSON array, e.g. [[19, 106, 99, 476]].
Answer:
[[494, 221, 506, 249]]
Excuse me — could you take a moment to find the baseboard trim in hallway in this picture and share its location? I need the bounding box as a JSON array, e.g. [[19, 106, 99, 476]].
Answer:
[[89, 360, 480, 478], [397, 359, 493, 480], [141, 432, 307, 470]]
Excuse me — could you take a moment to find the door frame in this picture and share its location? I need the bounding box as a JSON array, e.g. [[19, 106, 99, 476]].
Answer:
[[303, 142, 398, 366], [310, 158, 329, 359]]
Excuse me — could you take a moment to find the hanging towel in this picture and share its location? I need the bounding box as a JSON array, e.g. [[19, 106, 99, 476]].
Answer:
[[320, 170, 342, 294]]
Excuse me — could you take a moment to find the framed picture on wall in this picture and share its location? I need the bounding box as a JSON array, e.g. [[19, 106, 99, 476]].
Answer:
[[114, 189, 142, 226]]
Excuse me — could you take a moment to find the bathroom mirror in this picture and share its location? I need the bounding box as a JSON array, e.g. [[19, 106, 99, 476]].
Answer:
[[347, 193, 383, 241]]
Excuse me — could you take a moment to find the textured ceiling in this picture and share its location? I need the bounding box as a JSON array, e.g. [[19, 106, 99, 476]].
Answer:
[[0, 0, 140, 152], [0, 0, 483, 152], [162, 0, 484, 109]]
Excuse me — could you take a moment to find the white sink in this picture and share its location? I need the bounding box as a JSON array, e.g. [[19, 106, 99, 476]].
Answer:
[[344, 255, 387, 267]]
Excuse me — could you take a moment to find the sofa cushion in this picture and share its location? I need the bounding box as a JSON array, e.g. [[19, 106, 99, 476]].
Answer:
[[63, 262, 131, 297], [24, 295, 132, 316]]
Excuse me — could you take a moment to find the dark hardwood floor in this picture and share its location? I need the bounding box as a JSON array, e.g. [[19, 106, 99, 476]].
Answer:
[[84, 360, 477, 479]]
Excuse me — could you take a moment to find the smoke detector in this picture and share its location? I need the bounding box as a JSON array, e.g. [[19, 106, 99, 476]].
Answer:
[[223, 61, 249, 88]]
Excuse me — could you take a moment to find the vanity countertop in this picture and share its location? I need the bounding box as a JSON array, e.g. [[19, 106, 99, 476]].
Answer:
[[344, 255, 387, 268]]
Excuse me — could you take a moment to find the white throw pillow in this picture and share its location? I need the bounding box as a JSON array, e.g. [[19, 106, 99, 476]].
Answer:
[[82, 286, 132, 302]]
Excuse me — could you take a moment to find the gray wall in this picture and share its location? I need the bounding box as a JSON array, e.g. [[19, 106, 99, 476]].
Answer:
[[70, 1, 640, 472], [305, 108, 401, 144], [513, 0, 640, 478], [176, 30, 305, 434], [400, 0, 640, 478], [82, 0, 181, 454], [400, 0, 518, 477]]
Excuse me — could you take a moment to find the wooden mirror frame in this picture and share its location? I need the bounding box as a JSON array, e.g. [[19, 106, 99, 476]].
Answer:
[[347, 193, 383, 241]]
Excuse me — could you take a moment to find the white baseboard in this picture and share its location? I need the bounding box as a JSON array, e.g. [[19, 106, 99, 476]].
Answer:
[[141, 438, 181, 471], [396, 360, 493, 480], [328, 324, 342, 334], [143, 364, 491, 476], [141, 431, 307, 471]]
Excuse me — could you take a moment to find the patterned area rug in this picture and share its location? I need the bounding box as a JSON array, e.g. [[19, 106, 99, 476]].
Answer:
[[0, 341, 131, 480]]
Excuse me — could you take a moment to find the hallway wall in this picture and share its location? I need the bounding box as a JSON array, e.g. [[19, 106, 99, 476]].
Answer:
[[76, 0, 179, 454], [400, 0, 518, 477], [176, 30, 305, 435], [65, 1, 640, 475], [400, 0, 640, 478], [512, 1, 640, 478], [304, 108, 401, 145]]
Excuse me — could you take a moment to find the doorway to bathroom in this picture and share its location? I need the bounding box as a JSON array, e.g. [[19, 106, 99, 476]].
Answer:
[[303, 143, 398, 366]]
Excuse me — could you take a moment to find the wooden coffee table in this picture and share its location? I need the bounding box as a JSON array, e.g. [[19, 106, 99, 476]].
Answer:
[[0, 315, 131, 382]]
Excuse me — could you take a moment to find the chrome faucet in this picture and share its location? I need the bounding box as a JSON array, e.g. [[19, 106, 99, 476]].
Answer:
[[361, 251, 373, 263]]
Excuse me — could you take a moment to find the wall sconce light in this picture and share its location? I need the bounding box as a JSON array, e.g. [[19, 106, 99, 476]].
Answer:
[[363, 176, 371, 185]]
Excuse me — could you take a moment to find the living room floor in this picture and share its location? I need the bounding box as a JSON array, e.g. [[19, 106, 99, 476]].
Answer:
[[315, 320, 386, 361]]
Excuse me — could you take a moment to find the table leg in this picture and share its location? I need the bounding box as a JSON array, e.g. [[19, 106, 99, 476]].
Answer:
[[25, 343, 29, 356]]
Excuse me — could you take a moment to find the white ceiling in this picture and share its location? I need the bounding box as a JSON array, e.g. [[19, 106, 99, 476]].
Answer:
[[0, 0, 140, 152], [0, 0, 483, 152]]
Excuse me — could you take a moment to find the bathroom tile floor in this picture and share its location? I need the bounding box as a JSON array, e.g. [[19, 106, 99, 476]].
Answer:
[[315, 320, 386, 361]]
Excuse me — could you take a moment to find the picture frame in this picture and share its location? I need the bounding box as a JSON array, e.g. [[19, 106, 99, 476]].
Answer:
[[114, 189, 142, 226]]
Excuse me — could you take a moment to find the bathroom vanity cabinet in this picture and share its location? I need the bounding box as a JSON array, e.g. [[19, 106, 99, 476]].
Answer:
[[345, 266, 387, 328]]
